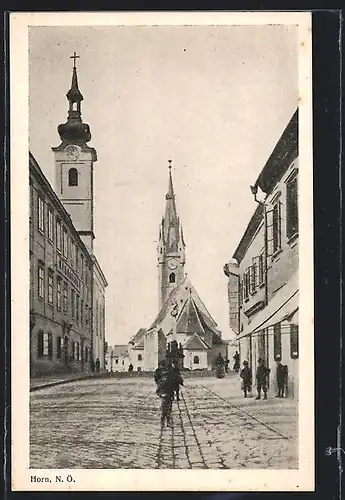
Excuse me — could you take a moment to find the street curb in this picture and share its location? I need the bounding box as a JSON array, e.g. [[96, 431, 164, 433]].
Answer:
[[30, 374, 106, 392]]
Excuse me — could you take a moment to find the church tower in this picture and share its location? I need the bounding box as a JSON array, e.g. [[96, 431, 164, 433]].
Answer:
[[52, 52, 97, 254], [157, 161, 186, 310]]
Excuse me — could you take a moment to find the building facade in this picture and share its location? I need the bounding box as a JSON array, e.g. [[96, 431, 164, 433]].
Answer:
[[30, 153, 93, 376], [106, 345, 129, 372], [224, 109, 299, 398], [128, 329, 146, 372], [30, 54, 108, 376]]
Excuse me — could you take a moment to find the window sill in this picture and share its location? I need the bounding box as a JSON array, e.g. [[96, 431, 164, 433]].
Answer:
[[287, 233, 299, 245], [259, 282, 265, 289], [244, 298, 249, 303], [250, 290, 257, 296], [38, 228, 45, 236]]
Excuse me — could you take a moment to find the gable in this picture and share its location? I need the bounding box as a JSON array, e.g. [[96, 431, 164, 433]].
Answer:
[[184, 333, 209, 351]]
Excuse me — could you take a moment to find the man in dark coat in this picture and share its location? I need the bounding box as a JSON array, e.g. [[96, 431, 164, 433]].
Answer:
[[171, 362, 184, 401], [255, 357, 270, 400], [233, 351, 240, 372], [275, 357, 288, 398], [240, 360, 252, 398], [155, 360, 175, 427]]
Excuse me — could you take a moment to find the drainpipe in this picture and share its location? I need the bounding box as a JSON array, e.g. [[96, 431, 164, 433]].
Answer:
[[250, 184, 269, 380], [250, 185, 268, 306]]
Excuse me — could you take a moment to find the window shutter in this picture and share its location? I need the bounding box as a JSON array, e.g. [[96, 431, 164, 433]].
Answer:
[[48, 333, 53, 359], [273, 323, 282, 359], [290, 324, 299, 358], [37, 331, 43, 357], [253, 257, 260, 288]]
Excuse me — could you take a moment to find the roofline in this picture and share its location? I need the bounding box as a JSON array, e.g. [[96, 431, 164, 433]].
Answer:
[[232, 203, 264, 263], [29, 151, 93, 265], [91, 255, 108, 287], [253, 108, 298, 195], [232, 109, 298, 263]]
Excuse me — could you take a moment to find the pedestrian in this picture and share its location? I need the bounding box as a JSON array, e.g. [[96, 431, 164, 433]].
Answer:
[[154, 360, 164, 396], [240, 360, 252, 398], [171, 362, 184, 401], [275, 357, 288, 398], [155, 359, 175, 427], [233, 351, 240, 373], [128, 363, 133, 372], [225, 358, 230, 374], [215, 352, 225, 378], [255, 357, 270, 400]]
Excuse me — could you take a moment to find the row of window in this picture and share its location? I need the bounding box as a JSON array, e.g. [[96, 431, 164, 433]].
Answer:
[[239, 174, 298, 305], [273, 323, 299, 360], [240, 254, 265, 303], [257, 324, 299, 361], [37, 332, 90, 362], [34, 191, 89, 280], [37, 262, 91, 326], [270, 173, 299, 255]]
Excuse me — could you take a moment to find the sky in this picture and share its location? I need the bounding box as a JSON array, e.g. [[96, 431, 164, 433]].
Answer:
[[29, 25, 298, 346]]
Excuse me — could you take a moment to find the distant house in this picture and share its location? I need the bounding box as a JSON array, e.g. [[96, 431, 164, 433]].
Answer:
[[128, 329, 146, 371], [106, 345, 129, 372]]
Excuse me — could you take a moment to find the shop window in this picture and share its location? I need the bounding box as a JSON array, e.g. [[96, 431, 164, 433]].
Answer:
[[290, 324, 299, 359], [68, 168, 78, 186], [286, 175, 298, 238], [273, 323, 282, 360], [193, 355, 200, 364]]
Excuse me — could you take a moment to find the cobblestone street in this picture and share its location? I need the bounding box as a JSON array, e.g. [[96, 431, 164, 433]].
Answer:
[[30, 374, 298, 469]]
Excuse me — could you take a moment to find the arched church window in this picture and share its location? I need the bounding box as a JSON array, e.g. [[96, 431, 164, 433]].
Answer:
[[68, 168, 78, 186], [169, 273, 175, 284], [193, 355, 200, 364]]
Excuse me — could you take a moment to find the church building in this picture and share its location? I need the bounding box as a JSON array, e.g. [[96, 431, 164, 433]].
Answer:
[[138, 163, 228, 371], [30, 53, 108, 375]]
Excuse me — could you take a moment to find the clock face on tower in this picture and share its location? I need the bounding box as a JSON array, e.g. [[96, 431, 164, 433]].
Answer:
[[167, 259, 177, 270], [65, 145, 80, 161]]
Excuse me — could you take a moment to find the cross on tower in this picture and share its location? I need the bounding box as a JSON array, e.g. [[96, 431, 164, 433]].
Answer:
[[70, 51, 80, 68]]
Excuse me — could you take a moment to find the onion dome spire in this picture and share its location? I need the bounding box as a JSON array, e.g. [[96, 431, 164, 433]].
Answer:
[[57, 52, 92, 146]]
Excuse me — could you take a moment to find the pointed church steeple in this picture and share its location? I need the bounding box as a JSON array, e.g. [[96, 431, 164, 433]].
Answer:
[[57, 52, 92, 146], [162, 160, 183, 253], [157, 161, 186, 310]]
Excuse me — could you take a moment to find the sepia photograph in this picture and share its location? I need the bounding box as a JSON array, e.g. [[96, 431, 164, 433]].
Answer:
[[11, 11, 313, 491]]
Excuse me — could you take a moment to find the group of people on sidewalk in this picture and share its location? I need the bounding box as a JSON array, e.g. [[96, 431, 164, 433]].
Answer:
[[240, 356, 288, 400]]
